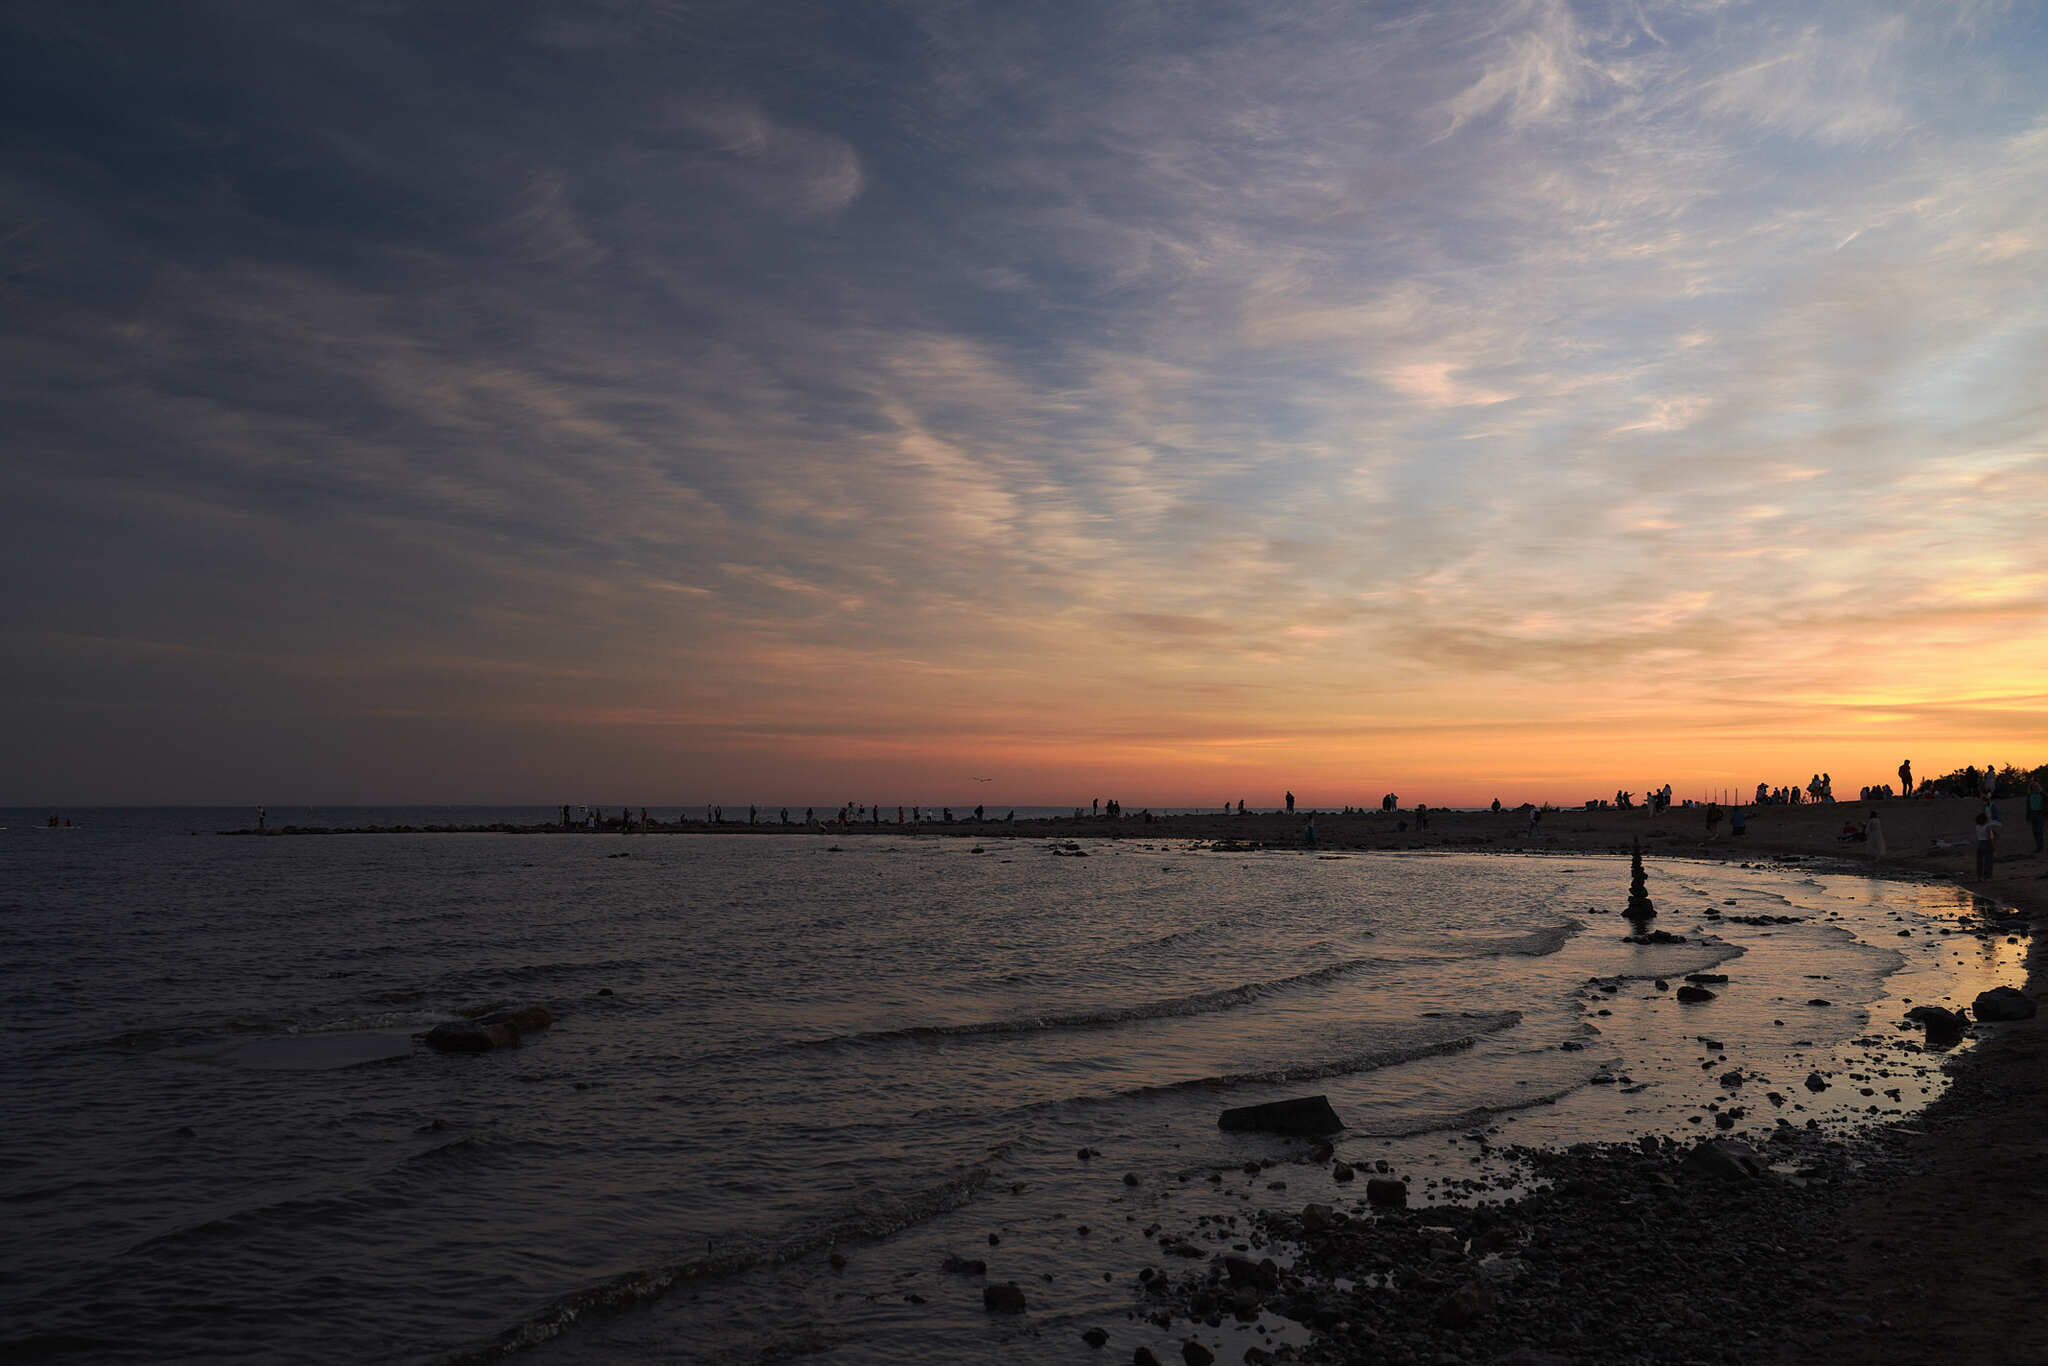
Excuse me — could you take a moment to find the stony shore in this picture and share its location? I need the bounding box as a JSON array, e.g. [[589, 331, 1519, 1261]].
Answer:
[[1095, 800, 2047, 1365], [228, 798, 2048, 1361]]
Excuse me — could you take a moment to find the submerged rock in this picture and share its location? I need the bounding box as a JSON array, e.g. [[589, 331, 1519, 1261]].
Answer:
[[1217, 1094, 1344, 1136], [982, 1281, 1028, 1313]]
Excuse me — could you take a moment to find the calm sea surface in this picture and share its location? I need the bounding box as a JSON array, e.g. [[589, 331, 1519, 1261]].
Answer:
[[0, 809, 2020, 1363]]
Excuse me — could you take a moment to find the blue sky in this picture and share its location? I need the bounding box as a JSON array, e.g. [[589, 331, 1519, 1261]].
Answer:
[[5, 1, 2046, 805]]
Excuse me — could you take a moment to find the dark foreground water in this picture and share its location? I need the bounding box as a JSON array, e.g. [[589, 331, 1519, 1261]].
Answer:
[[0, 810, 2023, 1363]]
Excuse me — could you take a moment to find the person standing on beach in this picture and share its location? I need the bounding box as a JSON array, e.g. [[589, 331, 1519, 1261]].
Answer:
[[1982, 764, 1999, 802], [1974, 810, 1999, 880], [2027, 780, 2045, 854], [1285, 790, 1295, 814], [1898, 759, 1912, 797], [1866, 810, 1886, 861]]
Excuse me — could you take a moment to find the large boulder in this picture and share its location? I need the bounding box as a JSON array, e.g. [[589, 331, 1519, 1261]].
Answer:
[[1905, 1005, 1969, 1046], [1684, 1138, 1766, 1180], [1217, 1095, 1344, 1136], [1973, 987, 2037, 1022], [423, 1005, 555, 1053]]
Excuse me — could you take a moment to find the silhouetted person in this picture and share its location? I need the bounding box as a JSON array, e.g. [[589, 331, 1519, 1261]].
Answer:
[[1866, 811, 1885, 861], [1975, 810, 1999, 880], [2029, 781, 2046, 854], [1285, 790, 1295, 814], [256, 806, 265, 833], [1898, 759, 1912, 797]]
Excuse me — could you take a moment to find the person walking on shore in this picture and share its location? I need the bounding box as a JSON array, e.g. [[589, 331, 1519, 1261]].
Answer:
[[2027, 780, 2045, 855]]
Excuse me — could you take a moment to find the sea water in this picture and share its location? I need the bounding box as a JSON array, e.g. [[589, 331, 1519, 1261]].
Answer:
[[0, 812, 2024, 1363]]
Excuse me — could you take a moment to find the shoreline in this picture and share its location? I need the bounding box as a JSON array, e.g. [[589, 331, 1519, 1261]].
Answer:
[[1088, 804, 2047, 1364], [223, 802, 2048, 1361]]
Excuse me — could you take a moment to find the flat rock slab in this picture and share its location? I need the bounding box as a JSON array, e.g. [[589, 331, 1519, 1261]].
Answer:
[[1218, 1094, 1345, 1136]]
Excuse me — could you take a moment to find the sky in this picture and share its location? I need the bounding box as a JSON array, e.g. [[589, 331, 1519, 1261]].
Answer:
[[4, 0, 2046, 809]]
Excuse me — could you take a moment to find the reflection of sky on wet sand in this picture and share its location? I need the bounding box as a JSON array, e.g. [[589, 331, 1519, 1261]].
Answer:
[[6, 3, 2047, 804], [1467, 868, 2034, 1155]]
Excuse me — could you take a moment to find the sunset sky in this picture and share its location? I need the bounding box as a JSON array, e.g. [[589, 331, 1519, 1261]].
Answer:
[[5, 1, 2046, 808]]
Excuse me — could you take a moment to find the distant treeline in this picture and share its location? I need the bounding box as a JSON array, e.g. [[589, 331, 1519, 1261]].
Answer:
[[1917, 762, 2046, 798]]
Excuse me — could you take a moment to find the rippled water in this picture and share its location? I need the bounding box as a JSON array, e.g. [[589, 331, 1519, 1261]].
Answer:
[[0, 810, 2019, 1363]]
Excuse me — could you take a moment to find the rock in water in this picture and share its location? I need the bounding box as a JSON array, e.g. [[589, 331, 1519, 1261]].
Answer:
[[423, 1005, 555, 1054], [982, 1281, 1027, 1313], [1675, 985, 1716, 1003], [1974, 986, 2037, 1022], [1905, 1004, 1969, 1046], [1181, 1341, 1216, 1366], [1216, 1095, 1344, 1136], [1365, 1177, 1407, 1208], [422, 1020, 519, 1053]]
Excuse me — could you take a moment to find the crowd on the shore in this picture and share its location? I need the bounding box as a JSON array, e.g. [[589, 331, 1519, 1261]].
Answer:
[[520, 760, 2048, 877]]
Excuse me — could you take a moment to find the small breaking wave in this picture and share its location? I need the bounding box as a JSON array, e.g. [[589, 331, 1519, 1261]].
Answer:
[[1100, 1011, 1523, 1101], [436, 1162, 997, 1364], [790, 957, 1389, 1049], [1448, 920, 1581, 959]]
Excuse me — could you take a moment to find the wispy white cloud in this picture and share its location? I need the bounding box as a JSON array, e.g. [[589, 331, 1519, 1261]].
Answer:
[[5, 0, 2047, 802]]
